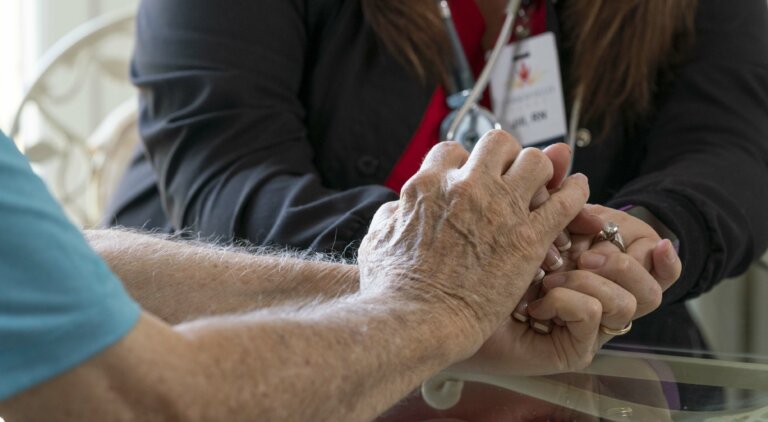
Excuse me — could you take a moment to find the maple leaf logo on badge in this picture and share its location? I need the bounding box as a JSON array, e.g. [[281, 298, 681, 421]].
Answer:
[[511, 61, 544, 89], [519, 62, 531, 83]]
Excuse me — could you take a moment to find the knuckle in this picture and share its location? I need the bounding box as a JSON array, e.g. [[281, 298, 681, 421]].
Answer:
[[548, 286, 570, 303], [521, 148, 553, 176], [584, 297, 603, 321], [434, 141, 468, 160], [514, 224, 541, 249], [611, 253, 632, 273], [484, 129, 514, 143], [448, 176, 477, 198], [616, 293, 638, 321], [565, 270, 588, 288], [379, 201, 398, 216], [481, 129, 522, 151], [405, 171, 441, 193]]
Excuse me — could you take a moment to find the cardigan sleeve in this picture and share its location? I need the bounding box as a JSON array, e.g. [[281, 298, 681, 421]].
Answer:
[[607, 0, 768, 305], [131, 0, 397, 254]]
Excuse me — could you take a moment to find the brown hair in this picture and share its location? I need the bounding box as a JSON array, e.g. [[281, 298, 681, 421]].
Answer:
[[361, 0, 698, 129]]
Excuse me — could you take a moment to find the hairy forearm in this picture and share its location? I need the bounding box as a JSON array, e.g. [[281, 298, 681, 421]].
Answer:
[[3, 297, 477, 422], [85, 229, 359, 323], [176, 294, 477, 421], [75, 231, 479, 419]]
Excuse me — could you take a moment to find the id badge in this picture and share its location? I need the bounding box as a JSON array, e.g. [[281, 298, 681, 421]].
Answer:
[[489, 32, 567, 147]]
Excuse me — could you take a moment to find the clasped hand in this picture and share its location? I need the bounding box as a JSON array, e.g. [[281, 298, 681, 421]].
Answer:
[[358, 130, 673, 376]]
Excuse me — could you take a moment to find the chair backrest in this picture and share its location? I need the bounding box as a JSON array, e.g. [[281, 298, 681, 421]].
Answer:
[[9, 7, 137, 228]]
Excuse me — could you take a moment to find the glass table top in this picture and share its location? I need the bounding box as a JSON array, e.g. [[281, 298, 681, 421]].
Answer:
[[377, 257, 768, 421]]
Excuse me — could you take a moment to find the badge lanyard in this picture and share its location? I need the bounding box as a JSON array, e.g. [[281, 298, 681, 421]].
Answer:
[[437, 0, 583, 176]]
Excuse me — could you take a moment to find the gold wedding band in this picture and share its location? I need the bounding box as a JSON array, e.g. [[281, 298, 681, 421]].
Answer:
[[599, 321, 633, 336]]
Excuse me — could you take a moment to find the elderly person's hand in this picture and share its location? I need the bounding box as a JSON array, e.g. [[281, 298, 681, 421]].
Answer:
[[358, 130, 626, 375]]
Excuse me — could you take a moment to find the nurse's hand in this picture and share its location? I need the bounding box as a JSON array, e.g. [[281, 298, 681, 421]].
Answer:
[[452, 267, 636, 376], [514, 208, 681, 328], [581, 204, 681, 292]]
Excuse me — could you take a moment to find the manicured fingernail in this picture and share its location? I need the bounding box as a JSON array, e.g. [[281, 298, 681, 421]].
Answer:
[[554, 230, 572, 252], [545, 246, 563, 271], [580, 251, 606, 269], [512, 311, 529, 323], [534, 268, 546, 282], [532, 320, 552, 334], [512, 294, 529, 322], [543, 274, 566, 289]]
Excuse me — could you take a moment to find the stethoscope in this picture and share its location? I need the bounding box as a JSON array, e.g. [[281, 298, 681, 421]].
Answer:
[[437, 0, 583, 176]]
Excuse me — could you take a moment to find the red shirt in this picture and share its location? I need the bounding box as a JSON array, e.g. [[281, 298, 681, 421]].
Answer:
[[384, 0, 547, 192]]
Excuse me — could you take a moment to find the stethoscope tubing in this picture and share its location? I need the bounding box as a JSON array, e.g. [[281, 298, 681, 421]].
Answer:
[[442, 0, 583, 177], [444, 0, 521, 141]]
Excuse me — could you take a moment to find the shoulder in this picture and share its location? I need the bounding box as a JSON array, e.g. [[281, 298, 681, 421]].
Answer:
[[693, 0, 768, 64]]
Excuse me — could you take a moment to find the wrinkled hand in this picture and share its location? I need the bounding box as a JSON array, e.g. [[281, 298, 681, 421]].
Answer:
[[357, 130, 590, 348]]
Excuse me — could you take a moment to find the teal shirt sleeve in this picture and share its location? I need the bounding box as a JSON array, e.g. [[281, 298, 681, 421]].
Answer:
[[0, 132, 140, 400]]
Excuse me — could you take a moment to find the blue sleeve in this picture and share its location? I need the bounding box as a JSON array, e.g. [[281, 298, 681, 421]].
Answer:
[[0, 133, 140, 400]]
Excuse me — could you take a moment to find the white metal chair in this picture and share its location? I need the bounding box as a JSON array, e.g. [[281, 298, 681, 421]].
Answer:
[[9, 7, 138, 228]]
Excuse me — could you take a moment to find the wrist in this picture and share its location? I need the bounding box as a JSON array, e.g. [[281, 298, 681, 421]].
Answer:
[[359, 288, 486, 363]]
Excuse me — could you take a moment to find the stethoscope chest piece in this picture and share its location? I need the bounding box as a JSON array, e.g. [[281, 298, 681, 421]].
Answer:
[[440, 105, 501, 152]]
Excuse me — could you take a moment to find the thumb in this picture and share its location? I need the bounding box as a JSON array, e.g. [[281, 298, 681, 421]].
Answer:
[[542, 142, 572, 190]]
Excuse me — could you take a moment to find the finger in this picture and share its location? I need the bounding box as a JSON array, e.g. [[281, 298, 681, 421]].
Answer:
[[566, 209, 604, 236], [530, 316, 553, 334], [504, 147, 554, 199], [512, 274, 544, 323], [530, 188, 572, 252], [542, 271, 637, 335], [420, 141, 470, 172], [651, 239, 682, 290], [542, 142, 572, 190], [462, 129, 522, 176], [578, 251, 663, 318], [543, 244, 564, 272], [584, 204, 661, 245], [553, 230, 572, 252], [527, 287, 602, 347], [369, 201, 398, 231], [530, 173, 590, 241], [530, 187, 550, 210], [626, 237, 657, 271]]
